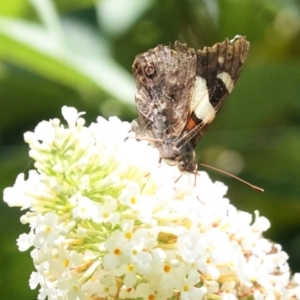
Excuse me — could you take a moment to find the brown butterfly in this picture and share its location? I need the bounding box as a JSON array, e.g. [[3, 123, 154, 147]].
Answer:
[[131, 36, 249, 173]]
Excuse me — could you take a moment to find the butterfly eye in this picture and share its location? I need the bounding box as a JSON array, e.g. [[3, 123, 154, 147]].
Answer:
[[144, 63, 156, 78]]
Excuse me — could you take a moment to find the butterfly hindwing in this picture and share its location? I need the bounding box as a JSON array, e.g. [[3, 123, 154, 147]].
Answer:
[[132, 43, 196, 139]]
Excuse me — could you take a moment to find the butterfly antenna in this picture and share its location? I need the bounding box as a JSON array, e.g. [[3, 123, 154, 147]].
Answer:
[[200, 163, 264, 192]]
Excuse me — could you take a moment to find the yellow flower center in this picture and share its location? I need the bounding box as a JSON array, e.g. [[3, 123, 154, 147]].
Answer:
[[127, 264, 135, 272], [163, 264, 171, 273], [183, 284, 189, 292], [125, 232, 132, 239], [63, 259, 69, 267], [114, 248, 121, 255]]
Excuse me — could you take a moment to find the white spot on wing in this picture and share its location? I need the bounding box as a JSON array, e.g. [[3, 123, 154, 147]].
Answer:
[[191, 77, 215, 123], [218, 56, 224, 64], [217, 72, 234, 92]]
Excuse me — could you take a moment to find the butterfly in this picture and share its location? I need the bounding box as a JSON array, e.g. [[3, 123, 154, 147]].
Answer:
[[131, 36, 249, 173]]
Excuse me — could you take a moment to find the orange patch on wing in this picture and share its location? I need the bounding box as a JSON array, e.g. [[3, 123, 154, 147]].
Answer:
[[185, 117, 198, 131]]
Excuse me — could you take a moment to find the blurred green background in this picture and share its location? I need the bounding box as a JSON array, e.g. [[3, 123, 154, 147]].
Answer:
[[1, 0, 300, 298]]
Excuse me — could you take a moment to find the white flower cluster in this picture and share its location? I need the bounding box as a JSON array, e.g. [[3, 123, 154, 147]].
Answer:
[[3, 106, 300, 300]]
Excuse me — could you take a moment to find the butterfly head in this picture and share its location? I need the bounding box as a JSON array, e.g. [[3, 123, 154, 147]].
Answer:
[[172, 143, 197, 173]]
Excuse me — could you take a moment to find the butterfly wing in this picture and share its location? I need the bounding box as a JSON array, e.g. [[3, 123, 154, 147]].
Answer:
[[175, 35, 250, 150], [132, 43, 196, 139]]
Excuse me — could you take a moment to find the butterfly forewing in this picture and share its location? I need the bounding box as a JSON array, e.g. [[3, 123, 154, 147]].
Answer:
[[176, 36, 250, 150]]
